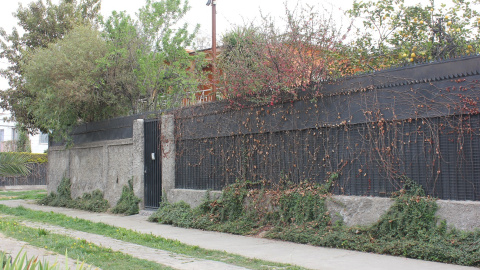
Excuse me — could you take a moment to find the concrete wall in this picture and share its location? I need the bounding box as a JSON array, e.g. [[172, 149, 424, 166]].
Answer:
[[47, 119, 144, 207], [328, 196, 480, 231]]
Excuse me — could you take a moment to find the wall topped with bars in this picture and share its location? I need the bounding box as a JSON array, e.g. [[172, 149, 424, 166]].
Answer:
[[174, 55, 480, 201]]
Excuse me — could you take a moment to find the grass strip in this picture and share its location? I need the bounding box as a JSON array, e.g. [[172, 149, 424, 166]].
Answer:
[[0, 204, 305, 270], [0, 216, 173, 270], [0, 190, 46, 201]]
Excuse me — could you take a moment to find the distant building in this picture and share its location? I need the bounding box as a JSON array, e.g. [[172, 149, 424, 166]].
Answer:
[[182, 47, 221, 106], [0, 108, 48, 153]]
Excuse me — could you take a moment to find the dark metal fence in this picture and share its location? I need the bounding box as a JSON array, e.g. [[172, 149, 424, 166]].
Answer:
[[50, 111, 165, 146], [0, 163, 47, 186], [174, 55, 480, 201], [176, 115, 480, 200]]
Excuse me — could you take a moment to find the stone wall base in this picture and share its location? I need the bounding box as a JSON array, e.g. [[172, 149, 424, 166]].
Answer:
[[166, 189, 480, 232]]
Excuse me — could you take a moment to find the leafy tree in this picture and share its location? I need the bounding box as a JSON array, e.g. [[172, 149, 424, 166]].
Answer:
[[21, 25, 128, 139], [2, 0, 205, 139], [347, 0, 480, 69], [99, 11, 143, 113], [218, 4, 352, 104], [101, 0, 207, 112], [0, 0, 101, 134]]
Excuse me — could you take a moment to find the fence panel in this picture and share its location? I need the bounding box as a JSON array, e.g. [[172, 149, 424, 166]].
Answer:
[[0, 163, 47, 186]]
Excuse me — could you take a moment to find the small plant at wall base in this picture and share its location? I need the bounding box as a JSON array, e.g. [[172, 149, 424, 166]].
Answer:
[[112, 178, 141, 215], [149, 177, 480, 267], [38, 177, 109, 212], [371, 177, 438, 240], [38, 177, 74, 207], [149, 176, 336, 234], [72, 190, 109, 212]]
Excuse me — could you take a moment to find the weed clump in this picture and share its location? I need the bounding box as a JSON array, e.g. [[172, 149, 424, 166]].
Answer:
[[38, 177, 109, 212], [150, 175, 336, 234], [38, 177, 73, 207], [372, 178, 438, 240], [72, 190, 109, 212], [148, 201, 195, 227], [112, 178, 141, 215]]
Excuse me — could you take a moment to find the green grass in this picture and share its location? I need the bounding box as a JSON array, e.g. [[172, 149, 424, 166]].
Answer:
[[0, 205, 305, 270], [0, 217, 173, 269], [0, 189, 47, 201]]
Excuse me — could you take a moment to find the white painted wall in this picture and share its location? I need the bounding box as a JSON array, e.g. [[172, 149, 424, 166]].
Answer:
[[30, 133, 49, 154], [0, 107, 48, 153], [0, 108, 16, 152]]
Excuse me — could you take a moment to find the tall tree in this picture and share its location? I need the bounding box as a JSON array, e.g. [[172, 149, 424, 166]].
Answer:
[[347, 0, 480, 69], [21, 25, 126, 139], [101, 0, 206, 111], [0, 0, 101, 133], [99, 11, 143, 113]]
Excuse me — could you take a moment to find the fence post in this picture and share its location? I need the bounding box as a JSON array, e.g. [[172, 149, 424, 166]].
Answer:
[[161, 114, 175, 200]]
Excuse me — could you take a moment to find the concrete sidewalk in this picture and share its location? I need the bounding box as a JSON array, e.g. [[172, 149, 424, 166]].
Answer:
[[0, 200, 476, 270]]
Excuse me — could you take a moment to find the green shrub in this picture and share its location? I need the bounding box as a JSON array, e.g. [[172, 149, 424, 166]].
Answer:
[[148, 201, 195, 227], [25, 153, 48, 164], [73, 190, 109, 212], [371, 178, 438, 240], [149, 179, 334, 235], [1, 152, 48, 164], [38, 177, 109, 212], [277, 181, 330, 227], [38, 177, 73, 207], [112, 179, 141, 215]]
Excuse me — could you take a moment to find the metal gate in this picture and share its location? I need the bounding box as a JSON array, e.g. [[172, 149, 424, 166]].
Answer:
[[144, 119, 162, 209]]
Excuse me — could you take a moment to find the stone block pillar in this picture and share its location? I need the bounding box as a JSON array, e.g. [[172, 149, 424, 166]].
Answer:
[[133, 119, 145, 208], [161, 114, 175, 199]]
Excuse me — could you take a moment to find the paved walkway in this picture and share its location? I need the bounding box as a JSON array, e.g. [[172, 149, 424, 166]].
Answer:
[[0, 200, 476, 270]]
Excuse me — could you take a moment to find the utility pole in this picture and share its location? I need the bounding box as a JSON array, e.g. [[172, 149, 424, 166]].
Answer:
[[206, 0, 217, 101]]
